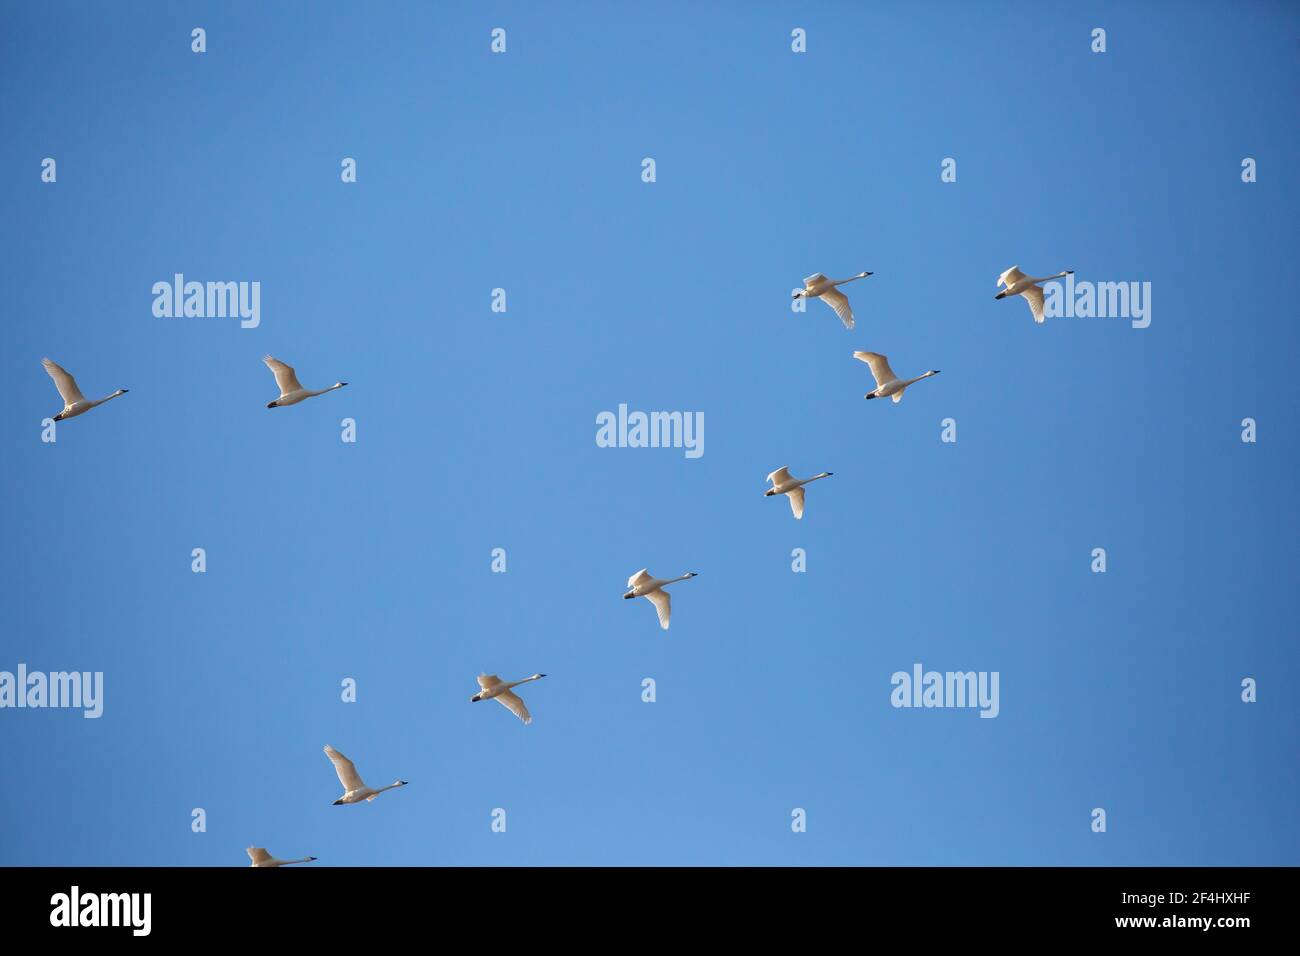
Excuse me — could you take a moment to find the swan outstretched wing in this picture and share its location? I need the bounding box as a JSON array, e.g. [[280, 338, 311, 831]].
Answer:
[[1020, 285, 1046, 324], [323, 745, 365, 791], [645, 589, 671, 630], [819, 287, 854, 329], [627, 568, 652, 589], [786, 487, 805, 519], [853, 351, 897, 388], [247, 847, 273, 865], [495, 690, 532, 725], [477, 674, 503, 690], [998, 266, 1025, 289], [263, 356, 303, 397], [42, 358, 85, 405], [802, 272, 827, 289], [766, 466, 792, 487]]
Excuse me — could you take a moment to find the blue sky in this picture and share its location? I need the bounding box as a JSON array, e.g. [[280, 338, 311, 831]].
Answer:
[[1, 1, 1297, 866]]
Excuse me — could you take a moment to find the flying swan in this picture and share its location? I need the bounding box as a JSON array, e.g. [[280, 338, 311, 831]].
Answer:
[[764, 467, 832, 520], [264, 356, 347, 407], [624, 569, 698, 630], [853, 351, 940, 403], [470, 673, 547, 725], [995, 265, 1074, 324], [793, 272, 873, 329], [323, 745, 408, 805], [42, 358, 127, 421], [246, 847, 317, 867]]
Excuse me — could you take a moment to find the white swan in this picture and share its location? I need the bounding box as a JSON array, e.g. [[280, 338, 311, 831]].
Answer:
[[853, 351, 940, 403], [264, 356, 347, 407], [42, 358, 127, 421], [793, 272, 872, 329], [323, 745, 408, 805], [470, 673, 547, 725], [764, 467, 832, 520], [247, 847, 317, 867], [995, 266, 1074, 324], [624, 569, 698, 630]]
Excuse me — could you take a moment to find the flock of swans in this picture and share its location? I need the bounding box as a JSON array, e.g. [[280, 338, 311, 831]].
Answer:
[[42, 261, 1071, 865], [40, 354, 347, 422], [40, 263, 1070, 426], [248, 684, 545, 864]]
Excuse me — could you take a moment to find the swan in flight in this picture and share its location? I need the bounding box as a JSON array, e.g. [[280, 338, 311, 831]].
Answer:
[[624, 569, 698, 630], [264, 356, 347, 407], [793, 272, 872, 329], [246, 847, 317, 867], [41, 358, 128, 421], [470, 673, 547, 725], [995, 266, 1074, 324], [853, 351, 940, 403], [323, 745, 408, 805], [764, 467, 832, 520]]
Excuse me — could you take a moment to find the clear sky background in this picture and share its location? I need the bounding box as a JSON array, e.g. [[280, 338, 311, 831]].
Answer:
[[1, 2, 1297, 866]]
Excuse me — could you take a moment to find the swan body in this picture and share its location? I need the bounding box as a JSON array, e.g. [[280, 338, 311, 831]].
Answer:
[[470, 673, 547, 725], [793, 272, 872, 329], [264, 356, 347, 407], [247, 847, 317, 867], [623, 569, 698, 630], [42, 358, 128, 421], [764, 467, 832, 520], [323, 745, 408, 805], [853, 351, 940, 403], [994, 266, 1074, 324]]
